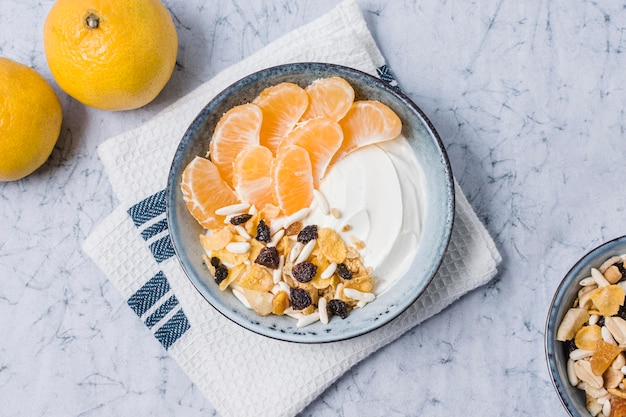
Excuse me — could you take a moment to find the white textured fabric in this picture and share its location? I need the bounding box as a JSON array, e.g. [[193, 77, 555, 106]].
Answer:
[[82, 1, 502, 417]]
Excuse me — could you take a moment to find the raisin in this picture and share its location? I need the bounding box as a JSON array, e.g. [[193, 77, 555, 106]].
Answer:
[[614, 303, 626, 321], [615, 261, 626, 283], [255, 246, 280, 269], [292, 261, 317, 283], [214, 265, 228, 285], [563, 338, 577, 357], [290, 287, 312, 310], [255, 219, 271, 242], [336, 263, 353, 280], [210, 256, 221, 268], [230, 214, 252, 225], [327, 299, 348, 319], [297, 225, 318, 244]]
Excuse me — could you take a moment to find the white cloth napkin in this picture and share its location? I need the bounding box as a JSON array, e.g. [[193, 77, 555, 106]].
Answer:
[[82, 1, 501, 416]]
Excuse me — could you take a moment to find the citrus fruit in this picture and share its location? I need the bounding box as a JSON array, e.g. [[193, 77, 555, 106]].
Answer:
[[271, 145, 314, 215], [279, 117, 343, 187], [253, 82, 308, 154], [43, 0, 178, 111], [0, 57, 62, 182], [332, 100, 402, 164], [208, 103, 262, 187], [232, 145, 276, 210], [300, 77, 355, 122], [181, 156, 239, 229]]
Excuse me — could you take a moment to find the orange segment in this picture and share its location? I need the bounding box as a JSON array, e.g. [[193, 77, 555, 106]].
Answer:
[[333, 100, 402, 164], [232, 145, 276, 210], [271, 145, 314, 215], [181, 156, 239, 229], [208, 103, 262, 186], [253, 82, 308, 154], [279, 117, 343, 187], [300, 77, 355, 122]]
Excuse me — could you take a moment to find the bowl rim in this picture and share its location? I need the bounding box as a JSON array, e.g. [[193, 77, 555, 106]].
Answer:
[[166, 62, 455, 343], [545, 234, 626, 416]]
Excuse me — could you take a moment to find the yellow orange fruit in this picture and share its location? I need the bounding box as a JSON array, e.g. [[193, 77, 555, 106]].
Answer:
[[232, 145, 276, 210], [300, 77, 355, 122], [253, 82, 308, 154], [279, 117, 343, 187], [181, 156, 239, 229], [0, 57, 62, 181], [43, 0, 178, 111], [333, 100, 402, 164], [271, 145, 314, 215], [208, 103, 262, 187]]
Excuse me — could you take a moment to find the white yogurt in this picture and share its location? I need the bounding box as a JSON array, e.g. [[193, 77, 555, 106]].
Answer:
[[306, 136, 425, 295]]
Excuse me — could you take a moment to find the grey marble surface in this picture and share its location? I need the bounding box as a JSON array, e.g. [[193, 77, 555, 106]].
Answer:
[[1, 0, 625, 416]]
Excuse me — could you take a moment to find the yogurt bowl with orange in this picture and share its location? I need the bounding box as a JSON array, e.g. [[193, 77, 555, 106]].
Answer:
[[166, 62, 454, 343]]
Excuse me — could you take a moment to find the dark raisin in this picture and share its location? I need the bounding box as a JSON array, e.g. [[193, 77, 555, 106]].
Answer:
[[597, 316, 605, 328], [297, 225, 318, 244], [290, 287, 312, 310], [614, 304, 626, 321], [230, 214, 252, 225], [255, 219, 271, 242], [214, 265, 228, 285], [336, 263, 353, 280], [614, 261, 626, 283], [327, 299, 349, 319], [210, 256, 221, 268], [255, 246, 280, 269], [292, 261, 317, 283], [563, 338, 577, 356]]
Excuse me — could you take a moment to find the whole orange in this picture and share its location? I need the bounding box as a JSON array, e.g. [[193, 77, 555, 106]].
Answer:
[[43, 0, 178, 111], [0, 57, 62, 182]]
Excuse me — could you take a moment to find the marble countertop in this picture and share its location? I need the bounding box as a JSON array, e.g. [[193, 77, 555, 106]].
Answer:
[[2, 0, 625, 415]]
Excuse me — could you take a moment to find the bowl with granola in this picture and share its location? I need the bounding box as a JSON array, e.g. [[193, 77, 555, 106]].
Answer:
[[166, 62, 454, 343], [546, 235, 626, 416]]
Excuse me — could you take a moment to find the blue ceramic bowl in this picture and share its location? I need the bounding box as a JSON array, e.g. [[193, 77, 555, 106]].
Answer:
[[166, 62, 454, 343], [546, 235, 626, 415]]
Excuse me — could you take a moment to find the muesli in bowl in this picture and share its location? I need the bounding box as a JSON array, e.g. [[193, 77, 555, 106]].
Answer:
[[546, 236, 626, 416], [166, 63, 454, 343]]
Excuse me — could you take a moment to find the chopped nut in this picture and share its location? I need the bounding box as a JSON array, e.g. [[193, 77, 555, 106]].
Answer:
[[604, 317, 626, 345], [271, 291, 290, 315], [574, 360, 604, 389]]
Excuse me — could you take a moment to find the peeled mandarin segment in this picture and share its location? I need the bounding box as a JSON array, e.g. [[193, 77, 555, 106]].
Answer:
[[208, 103, 262, 186], [181, 156, 240, 229], [575, 324, 603, 351], [590, 340, 623, 376], [589, 284, 625, 317], [278, 117, 343, 186], [333, 100, 402, 164], [253, 82, 308, 154], [232, 145, 276, 209], [300, 76, 355, 122], [271, 145, 315, 216]]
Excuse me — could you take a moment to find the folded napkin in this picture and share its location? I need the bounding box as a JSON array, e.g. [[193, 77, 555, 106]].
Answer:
[[83, 1, 501, 416]]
